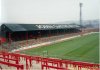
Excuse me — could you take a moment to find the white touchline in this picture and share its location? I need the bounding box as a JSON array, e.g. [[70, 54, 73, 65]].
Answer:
[[11, 32, 99, 52]]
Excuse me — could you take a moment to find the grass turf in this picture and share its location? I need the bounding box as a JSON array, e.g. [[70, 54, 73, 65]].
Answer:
[[21, 33, 99, 63]]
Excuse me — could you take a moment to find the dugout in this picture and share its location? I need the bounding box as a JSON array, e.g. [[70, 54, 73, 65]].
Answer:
[[1, 24, 81, 41]]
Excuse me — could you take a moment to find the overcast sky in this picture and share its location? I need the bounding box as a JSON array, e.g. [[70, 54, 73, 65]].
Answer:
[[0, 0, 99, 24]]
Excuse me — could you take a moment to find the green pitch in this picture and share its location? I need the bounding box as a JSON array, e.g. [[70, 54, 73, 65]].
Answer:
[[21, 33, 99, 63]]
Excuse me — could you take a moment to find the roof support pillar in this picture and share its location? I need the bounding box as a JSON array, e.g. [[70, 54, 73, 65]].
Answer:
[[8, 32, 11, 47], [26, 32, 28, 46]]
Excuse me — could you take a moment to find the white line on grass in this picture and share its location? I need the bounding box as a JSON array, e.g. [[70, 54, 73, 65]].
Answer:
[[11, 32, 99, 52]]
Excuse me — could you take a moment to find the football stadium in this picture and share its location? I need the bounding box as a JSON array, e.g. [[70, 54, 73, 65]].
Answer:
[[0, 23, 99, 70], [0, 0, 99, 70]]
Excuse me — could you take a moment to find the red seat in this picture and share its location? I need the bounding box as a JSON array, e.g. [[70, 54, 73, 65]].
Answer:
[[0, 37, 6, 44]]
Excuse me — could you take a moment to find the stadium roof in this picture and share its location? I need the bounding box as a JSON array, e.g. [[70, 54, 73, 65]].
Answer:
[[1, 24, 80, 32]]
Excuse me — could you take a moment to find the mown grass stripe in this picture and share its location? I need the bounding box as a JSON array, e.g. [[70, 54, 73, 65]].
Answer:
[[21, 33, 99, 63]]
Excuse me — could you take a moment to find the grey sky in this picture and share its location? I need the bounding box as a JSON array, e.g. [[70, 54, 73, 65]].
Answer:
[[0, 0, 99, 24]]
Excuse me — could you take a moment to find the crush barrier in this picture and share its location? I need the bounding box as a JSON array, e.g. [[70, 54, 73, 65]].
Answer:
[[0, 51, 99, 70], [0, 60, 24, 70], [0, 51, 23, 70]]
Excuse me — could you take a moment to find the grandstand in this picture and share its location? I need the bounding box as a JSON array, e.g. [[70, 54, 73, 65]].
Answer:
[[0, 24, 99, 70], [0, 23, 98, 51], [1, 24, 80, 41], [0, 24, 81, 51]]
